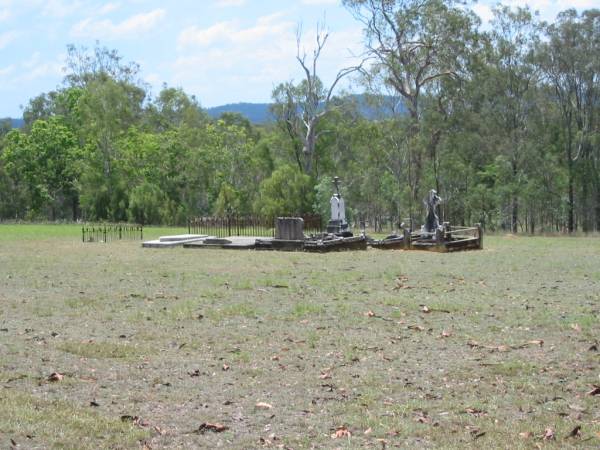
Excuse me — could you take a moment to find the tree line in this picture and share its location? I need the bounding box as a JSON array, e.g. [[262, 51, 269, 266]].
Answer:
[[0, 1, 598, 233]]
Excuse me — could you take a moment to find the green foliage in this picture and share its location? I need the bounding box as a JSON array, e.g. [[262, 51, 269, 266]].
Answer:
[[127, 181, 167, 225], [255, 165, 316, 217]]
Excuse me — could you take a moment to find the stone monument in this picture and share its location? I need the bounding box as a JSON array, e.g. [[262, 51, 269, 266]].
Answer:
[[326, 176, 350, 234], [422, 189, 442, 237]]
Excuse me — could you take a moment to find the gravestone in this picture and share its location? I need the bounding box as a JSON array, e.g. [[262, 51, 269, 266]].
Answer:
[[326, 176, 349, 234], [275, 217, 304, 240]]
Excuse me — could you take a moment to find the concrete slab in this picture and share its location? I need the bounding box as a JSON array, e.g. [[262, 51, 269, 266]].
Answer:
[[159, 234, 207, 242], [142, 235, 211, 248], [184, 236, 273, 250]]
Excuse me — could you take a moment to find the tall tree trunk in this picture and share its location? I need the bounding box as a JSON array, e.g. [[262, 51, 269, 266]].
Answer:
[[566, 123, 575, 233], [511, 159, 518, 233]]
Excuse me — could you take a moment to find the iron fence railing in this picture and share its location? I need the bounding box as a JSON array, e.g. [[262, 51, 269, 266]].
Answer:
[[188, 215, 323, 238], [82, 224, 143, 243]]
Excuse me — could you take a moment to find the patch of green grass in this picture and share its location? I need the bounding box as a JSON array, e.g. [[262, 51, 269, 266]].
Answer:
[[487, 359, 537, 377], [58, 341, 143, 359], [206, 302, 258, 321], [0, 390, 149, 449], [290, 301, 325, 318]]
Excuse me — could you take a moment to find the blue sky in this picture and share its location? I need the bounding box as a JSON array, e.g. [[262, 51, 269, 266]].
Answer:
[[0, 0, 596, 117]]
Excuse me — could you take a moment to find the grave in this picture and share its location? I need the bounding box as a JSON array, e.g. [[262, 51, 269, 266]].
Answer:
[[142, 234, 208, 248], [326, 177, 350, 235], [371, 189, 483, 252]]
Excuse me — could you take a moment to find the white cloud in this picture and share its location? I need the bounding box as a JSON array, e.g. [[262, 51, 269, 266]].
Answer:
[[472, 3, 494, 24], [178, 12, 292, 49], [41, 0, 84, 18], [178, 20, 238, 48], [0, 30, 18, 50], [0, 8, 10, 21], [0, 64, 15, 77], [98, 2, 120, 15], [21, 51, 62, 80], [215, 0, 246, 6], [172, 13, 364, 106], [71, 8, 166, 39]]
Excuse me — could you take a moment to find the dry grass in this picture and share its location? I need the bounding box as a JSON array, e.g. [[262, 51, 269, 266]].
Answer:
[[0, 225, 599, 449]]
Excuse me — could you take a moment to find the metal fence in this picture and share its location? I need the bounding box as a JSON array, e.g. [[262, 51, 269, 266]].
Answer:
[[188, 215, 323, 238], [82, 224, 143, 243]]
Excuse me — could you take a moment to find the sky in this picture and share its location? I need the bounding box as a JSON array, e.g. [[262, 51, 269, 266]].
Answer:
[[0, 0, 597, 118]]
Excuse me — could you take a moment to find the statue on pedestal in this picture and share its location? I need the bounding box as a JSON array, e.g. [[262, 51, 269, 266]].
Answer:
[[422, 189, 442, 237], [327, 176, 350, 235]]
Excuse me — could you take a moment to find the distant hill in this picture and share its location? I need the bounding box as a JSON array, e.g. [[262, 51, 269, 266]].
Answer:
[[4, 96, 405, 129], [206, 95, 406, 124], [0, 118, 24, 129], [206, 103, 273, 124]]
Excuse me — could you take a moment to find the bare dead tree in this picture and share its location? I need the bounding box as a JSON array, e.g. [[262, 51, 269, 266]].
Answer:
[[272, 23, 365, 175]]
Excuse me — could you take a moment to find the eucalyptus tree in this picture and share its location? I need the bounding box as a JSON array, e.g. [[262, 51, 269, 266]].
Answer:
[[1, 118, 81, 220], [538, 9, 600, 232], [271, 24, 364, 176], [480, 6, 541, 232], [343, 0, 479, 224]]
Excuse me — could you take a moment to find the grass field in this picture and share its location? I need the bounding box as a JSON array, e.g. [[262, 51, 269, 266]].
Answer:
[[0, 225, 599, 449]]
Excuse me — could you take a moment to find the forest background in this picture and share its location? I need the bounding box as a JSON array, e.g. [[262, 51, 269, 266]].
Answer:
[[1, 0, 598, 234]]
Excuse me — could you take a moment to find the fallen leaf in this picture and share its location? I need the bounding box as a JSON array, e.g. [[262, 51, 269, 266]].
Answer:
[[90, 400, 100, 407], [465, 408, 487, 417], [332, 426, 351, 439], [440, 330, 452, 338], [571, 323, 582, 332], [197, 422, 228, 434], [408, 325, 425, 332], [120, 415, 149, 428], [222, 364, 230, 371], [47, 372, 64, 382], [421, 305, 430, 313], [542, 428, 555, 440], [255, 402, 273, 410], [515, 339, 544, 348], [567, 425, 581, 438], [320, 368, 332, 379], [366, 310, 376, 317], [519, 431, 533, 439], [587, 385, 600, 396], [414, 412, 431, 424], [364, 427, 372, 435]]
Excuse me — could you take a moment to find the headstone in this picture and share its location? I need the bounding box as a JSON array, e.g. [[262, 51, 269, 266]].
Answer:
[[326, 176, 349, 234], [276, 217, 305, 240]]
